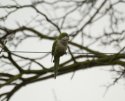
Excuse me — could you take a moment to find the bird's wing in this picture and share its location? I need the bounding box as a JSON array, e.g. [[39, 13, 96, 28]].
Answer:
[[52, 40, 57, 56]]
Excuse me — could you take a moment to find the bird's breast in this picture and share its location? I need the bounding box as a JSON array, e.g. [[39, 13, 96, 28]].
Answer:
[[55, 41, 68, 56]]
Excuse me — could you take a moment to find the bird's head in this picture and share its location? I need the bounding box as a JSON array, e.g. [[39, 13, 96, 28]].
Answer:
[[58, 32, 69, 41]]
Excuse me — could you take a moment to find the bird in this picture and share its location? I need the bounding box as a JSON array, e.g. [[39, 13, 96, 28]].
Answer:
[[52, 32, 69, 79]]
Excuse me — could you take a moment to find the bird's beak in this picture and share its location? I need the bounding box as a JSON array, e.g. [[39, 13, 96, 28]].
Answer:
[[63, 36, 69, 41]]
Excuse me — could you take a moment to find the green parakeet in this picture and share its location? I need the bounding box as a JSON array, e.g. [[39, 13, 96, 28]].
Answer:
[[52, 33, 69, 79]]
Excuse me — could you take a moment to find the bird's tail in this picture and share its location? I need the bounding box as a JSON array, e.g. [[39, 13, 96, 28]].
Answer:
[[54, 57, 60, 79]]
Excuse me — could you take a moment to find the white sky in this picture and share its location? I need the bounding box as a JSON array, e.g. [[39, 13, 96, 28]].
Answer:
[[11, 68, 125, 101], [0, 0, 125, 101]]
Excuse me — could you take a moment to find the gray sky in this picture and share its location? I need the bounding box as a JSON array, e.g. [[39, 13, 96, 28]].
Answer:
[[0, 0, 125, 101], [11, 69, 125, 101]]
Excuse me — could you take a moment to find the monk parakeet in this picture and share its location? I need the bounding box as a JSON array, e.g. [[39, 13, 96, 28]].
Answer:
[[52, 33, 69, 79]]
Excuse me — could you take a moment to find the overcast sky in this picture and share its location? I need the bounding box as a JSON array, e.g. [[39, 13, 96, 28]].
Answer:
[[0, 0, 125, 101], [11, 68, 125, 101]]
